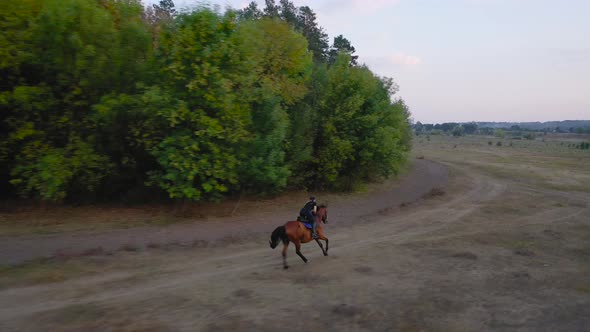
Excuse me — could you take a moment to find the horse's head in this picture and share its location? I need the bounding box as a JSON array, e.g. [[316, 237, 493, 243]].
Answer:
[[317, 205, 328, 224]]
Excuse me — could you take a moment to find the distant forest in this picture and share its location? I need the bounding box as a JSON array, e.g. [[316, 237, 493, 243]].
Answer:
[[414, 120, 590, 136], [475, 120, 590, 131]]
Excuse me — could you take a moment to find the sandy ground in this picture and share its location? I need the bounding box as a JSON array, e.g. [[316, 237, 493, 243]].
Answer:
[[0, 138, 589, 331]]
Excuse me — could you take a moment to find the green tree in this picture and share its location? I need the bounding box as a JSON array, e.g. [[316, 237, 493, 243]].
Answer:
[[147, 9, 251, 200], [233, 18, 312, 193], [238, 1, 262, 20], [296, 6, 329, 63], [263, 0, 280, 18], [328, 34, 358, 65], [313, 54, 410, 190], [462, 122, 478, 134], [279, 0, 298, 26], [1, 0, 150, 201], [452, 125, 464, 137]]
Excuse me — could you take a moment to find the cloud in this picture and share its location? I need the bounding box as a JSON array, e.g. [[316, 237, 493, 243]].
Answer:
[[389, 53, 422, 65]]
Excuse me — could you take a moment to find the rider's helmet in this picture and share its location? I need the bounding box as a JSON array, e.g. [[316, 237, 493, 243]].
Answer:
[[309, 196, 316, 201]]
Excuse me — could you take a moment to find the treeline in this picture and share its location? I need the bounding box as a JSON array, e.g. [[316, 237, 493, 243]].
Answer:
[[414, 122, 478, 136], [0, 0, 411, 202], [477, 120, 590, 132], [414, 121, 590, 137]]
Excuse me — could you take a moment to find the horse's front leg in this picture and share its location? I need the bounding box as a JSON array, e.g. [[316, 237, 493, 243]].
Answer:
[[315, 238, 328, 256], [282, 242, 290, 269]]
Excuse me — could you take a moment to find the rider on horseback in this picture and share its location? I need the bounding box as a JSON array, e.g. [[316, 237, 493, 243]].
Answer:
[[300, 196, 318, 239]]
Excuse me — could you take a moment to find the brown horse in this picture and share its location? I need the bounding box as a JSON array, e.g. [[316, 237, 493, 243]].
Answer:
[[269, 205, 329, 269]]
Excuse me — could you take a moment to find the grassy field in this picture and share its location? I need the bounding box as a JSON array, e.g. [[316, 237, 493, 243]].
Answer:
[[415, 133, 590, 192]]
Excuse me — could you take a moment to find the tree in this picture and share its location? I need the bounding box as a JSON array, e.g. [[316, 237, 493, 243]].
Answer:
[[439, 122, 458, 132], [296, 6, 329, 63], [462, 122, 478, 135], [144, 0, 176, 31], [147, 9, 251, 200], [233, 18, 312, 193], [238, 1, 262, 21], [414, 121, 424, 134], [2, 0, 150, 201], [263, 0, 280, 18], [312, 54, 410, 190], [328, 35, 358, 65], [154, 0, 175, 18], [279, 0, 298, 26], [452, 125, 464, 137]]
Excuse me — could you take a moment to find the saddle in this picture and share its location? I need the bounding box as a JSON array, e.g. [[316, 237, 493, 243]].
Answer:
[[296, 216, 313, 229]]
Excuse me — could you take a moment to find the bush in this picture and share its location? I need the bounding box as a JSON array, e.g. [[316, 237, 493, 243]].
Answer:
[[496, 141, 502, 147], [494, 129, 506, 138]]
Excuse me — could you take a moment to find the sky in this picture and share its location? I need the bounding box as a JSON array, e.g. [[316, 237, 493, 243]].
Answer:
[[146, 0, 590, 123]]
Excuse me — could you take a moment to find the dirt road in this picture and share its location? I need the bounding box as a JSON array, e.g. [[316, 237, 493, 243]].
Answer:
[[0, 159, 447, 265], [1, 140, 589, 331]]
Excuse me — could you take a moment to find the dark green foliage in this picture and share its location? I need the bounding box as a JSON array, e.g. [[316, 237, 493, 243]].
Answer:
[[0, 1, 411, 202], [462, 122, 478, 134], [452, 126, 464, 137], [239, 2, 262, 20], [263, 0, 280, 18], [328, 35, 358, 65], [1, 0, 150, 201], [296, 6, 330, 63], [311, 54, 410, 190], [233, 18, 312, 194]]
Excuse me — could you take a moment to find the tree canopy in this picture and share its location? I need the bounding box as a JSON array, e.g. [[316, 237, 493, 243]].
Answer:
[[0, 0, 412, 202]]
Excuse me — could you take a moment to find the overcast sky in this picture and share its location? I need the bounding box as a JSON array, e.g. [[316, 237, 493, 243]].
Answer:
[[146, 0, 590, 123]]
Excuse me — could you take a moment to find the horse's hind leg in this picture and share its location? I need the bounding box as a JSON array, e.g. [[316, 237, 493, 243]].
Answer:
[[282, 242, 289, 269], [294, 241, 308, 263]]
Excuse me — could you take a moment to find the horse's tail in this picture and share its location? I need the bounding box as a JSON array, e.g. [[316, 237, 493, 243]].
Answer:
[[270, 225, 289, 249]]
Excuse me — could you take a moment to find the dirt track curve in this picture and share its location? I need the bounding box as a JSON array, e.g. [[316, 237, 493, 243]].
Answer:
[[0, 159, 448, 265]]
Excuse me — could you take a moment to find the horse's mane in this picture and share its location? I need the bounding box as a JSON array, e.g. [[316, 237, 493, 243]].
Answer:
[[318, 204, 327, 209]]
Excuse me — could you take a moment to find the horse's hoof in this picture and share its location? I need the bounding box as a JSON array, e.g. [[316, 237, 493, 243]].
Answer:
[[304, 260, 308, 263], [324, 252, 328, 256], [284, 265, 289, 269]]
